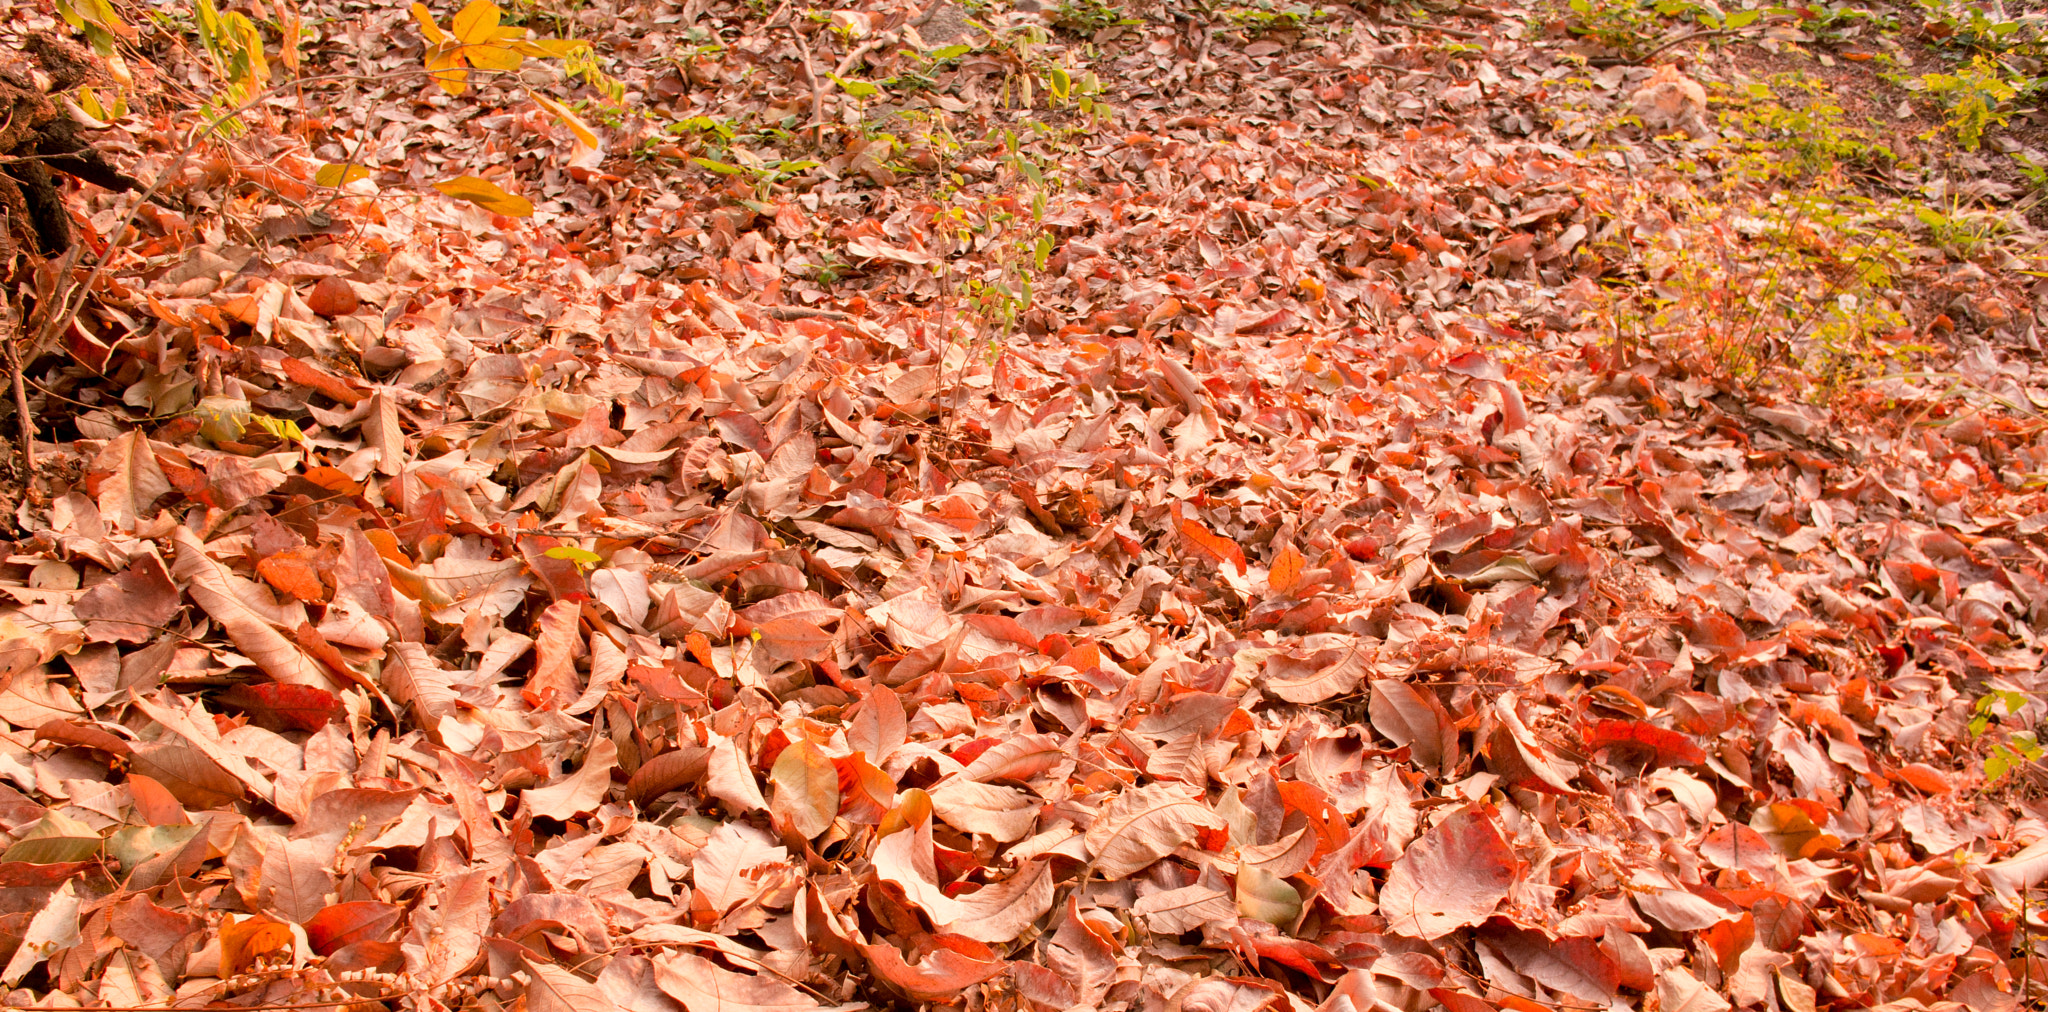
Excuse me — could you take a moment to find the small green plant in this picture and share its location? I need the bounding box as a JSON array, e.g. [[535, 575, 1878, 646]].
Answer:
[[1042, 63, 1111, 123], [2014, 151, 2048, 194], [1559, 0, 1759, 59], [1220, 2, 1331, 35], [1792, 3, 1894, 45], [692, 149, 821, 200], [1719, 75, 1896, 179], [1916, 0, 2048, 59], [1909, 55, 2025, 150], [1050, 0, 1138, 34], [796, 250, 852, 285], [1972, 690, 2046, 783], [1912, 194, 2017, 259], [1610, 186, 1915, 394], [1562, 0, 1665, 57]]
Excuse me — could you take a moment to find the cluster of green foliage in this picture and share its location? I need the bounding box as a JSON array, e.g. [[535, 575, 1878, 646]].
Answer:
[[1972, 690, 2046, 784], [1049, 0, 1142, 35], [1907, 56, 2027, 151], [1216, 2, 1333, 36], [1554, 0, 1763, 60]]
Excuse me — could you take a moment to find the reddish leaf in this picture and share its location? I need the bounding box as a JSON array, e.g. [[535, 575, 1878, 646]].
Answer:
[[1583, 719, 1706, 769], [1172, 503, 1247, 575], [216, 682, 344, 732], [304, 902, 402, 955], [754, 616, 833, 664], [256, 550, 328, 603]]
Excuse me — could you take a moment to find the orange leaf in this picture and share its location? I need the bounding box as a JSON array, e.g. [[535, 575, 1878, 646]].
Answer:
[[257, 550, 328, 603], [878, 787, 932, 840], [861, 939, 1004, 1003], [835, 752, 896, 824], [1268, 543, 1306, 595], [1894, 762, 1951, 795], [1173, 503, 1246, 575], [685, 630, 717, 669], [220, 913, 296, 976], [217, 682, 344, 732]]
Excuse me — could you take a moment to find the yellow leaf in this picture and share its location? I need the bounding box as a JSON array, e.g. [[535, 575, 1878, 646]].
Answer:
[[465, 42, 525, 72], [426, 48, 469, 94], [451, 0, 501, 45], [410, 3, 448, 45], [433, 175, 533, 216], [531, 93, 600, 150], [313, 163, 371, 187]]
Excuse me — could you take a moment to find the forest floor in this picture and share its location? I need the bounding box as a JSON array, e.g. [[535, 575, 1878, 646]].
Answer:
[[4, 0, 2048, 1009]]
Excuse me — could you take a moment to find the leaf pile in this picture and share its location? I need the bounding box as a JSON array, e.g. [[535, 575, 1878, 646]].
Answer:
[[5, 0, 2048, 1010]]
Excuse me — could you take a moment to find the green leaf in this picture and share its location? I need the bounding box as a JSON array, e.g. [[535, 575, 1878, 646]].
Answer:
[[314, 163, 372, 187], [829, 74, 880, 97], [928, 44, 973, 61], [1724, 9, 1759, 28], [692, 157, 744, 175], [107, 824, 202, 870], [77, 86, 124, 123], [194, 396, 253, 445], [1235, 864, 1302, 926], [433, 175, 534, 216], [543, 545, 603, 568], [3, 812, 101, 864]]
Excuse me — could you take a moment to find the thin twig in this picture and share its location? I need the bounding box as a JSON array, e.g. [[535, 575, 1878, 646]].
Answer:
[[1380, 17, 1485, 40], [789, 20, 827, 150], [7, 310, 31, 476]]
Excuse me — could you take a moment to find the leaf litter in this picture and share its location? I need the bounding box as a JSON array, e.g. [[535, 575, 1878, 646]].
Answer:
[[4, 0, 2048, 1010]]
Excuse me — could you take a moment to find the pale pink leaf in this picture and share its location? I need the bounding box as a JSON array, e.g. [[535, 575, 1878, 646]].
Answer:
[[93, 430, 169, 532], [525, 956, 610, 1012], [171, 527, 336, 689], [703, 729, 766, 813], [1084, 783, 1224, 880], [523, 739, 618, 821], [1381, 804, 1522, 939], [655, 951, 845, 1012]]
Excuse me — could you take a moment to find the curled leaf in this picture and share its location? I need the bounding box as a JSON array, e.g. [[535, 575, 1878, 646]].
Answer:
[[433, 175, 534, 216]]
